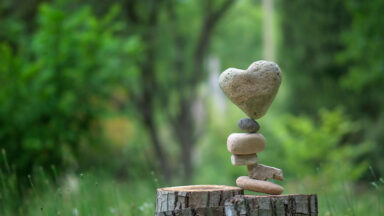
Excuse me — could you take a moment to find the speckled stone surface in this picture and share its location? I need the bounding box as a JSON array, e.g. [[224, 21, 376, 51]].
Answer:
[[227, 133, 266, 155], [247, 164, 283, 181], [219, 60, 282, 119], [236, 176, 283, 195]]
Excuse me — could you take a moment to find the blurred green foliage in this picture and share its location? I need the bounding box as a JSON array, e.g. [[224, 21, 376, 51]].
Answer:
[[267, 109, 370, 182], [280, 0, 384, 177], [340, 0, 384, 91], [340, 0, 384, 174], [212, 2, 263, 68], [280, 0, 350, 113], [0, 2, 141, 177]]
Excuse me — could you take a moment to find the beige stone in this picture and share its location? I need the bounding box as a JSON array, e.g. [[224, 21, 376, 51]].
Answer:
[[219, 60, 282, 119], [231, 154, 258, 166], [227, 133, 265, 155], [236, 176, 283, 195], [247, 164, 283, 181]]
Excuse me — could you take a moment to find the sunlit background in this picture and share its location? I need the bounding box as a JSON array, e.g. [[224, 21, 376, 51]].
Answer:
[[1, 0, 383, 215]]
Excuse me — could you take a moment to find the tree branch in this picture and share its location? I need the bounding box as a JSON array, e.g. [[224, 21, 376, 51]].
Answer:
[[191, 0, 235, 86], [125, 0, 140, 23]]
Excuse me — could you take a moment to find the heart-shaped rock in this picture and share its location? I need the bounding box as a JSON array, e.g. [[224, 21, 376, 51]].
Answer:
[[219, 60, 282, 119]]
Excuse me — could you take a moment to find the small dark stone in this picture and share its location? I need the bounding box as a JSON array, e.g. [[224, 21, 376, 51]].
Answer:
[[238, 118, 260, 133]]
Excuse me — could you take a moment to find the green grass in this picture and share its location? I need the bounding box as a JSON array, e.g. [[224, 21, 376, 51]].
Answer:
[[1, 166, 382, 216], [1, 169, 159, 216], [1, 106, 383, 216], [289, 180, 384, 216]]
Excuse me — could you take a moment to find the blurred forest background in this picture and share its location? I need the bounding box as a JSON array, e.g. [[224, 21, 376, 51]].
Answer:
[[1, 0, 383, 215]]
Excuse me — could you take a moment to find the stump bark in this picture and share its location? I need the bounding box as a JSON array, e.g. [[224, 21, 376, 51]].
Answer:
[[155, 185, 318, 216], [225, 194, 318, 216]]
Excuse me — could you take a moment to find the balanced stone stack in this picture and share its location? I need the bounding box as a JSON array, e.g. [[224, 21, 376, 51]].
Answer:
[[155, 60, 319, 216], [219, 60, 284, 195]]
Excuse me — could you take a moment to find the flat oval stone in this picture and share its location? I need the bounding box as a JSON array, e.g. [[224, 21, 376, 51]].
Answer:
[[231, 154, 258, 166], [227, 133, 265, 155], [236, 176, 283, 195], [219, 60, 282, 119], [238, 118, 260, 133]]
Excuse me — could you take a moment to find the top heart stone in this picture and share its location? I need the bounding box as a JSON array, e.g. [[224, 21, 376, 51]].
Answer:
[[219, 60, 282, 119]]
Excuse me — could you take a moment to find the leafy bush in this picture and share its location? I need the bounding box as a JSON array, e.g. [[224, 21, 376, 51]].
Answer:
[[279, 0, 384, 178], [0, 2, 141, 177], [263, 108, 371, 184], [338, 0, 384, 176]]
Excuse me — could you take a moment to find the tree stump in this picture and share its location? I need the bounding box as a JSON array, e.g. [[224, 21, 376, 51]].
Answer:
[[155, 185, 243, 216], [155, 185, 318, 216], [225, 194, 318, 216]]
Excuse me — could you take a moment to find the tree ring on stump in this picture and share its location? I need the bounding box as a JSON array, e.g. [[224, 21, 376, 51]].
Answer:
[[158, 184, 241, 192]]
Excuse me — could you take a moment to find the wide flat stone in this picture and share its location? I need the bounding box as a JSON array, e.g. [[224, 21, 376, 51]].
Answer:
[[236, 176, 283, 195], [247, 164, 283, 181], [227, 133, 265, 155], [238, 118, 260, 133], [219, 60, 282, 119], [231, 154, 258, 166]]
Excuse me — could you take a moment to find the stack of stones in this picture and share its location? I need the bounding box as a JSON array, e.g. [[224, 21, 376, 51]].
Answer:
[[219, 60, 284, 195]]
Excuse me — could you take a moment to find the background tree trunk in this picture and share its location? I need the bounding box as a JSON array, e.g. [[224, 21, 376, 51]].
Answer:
[[173, 0, 235, 183], [120, 0, 236, 182]]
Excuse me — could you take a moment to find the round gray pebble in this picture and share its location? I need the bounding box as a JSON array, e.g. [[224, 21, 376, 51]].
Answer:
[[238, 118, 260, 133]]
